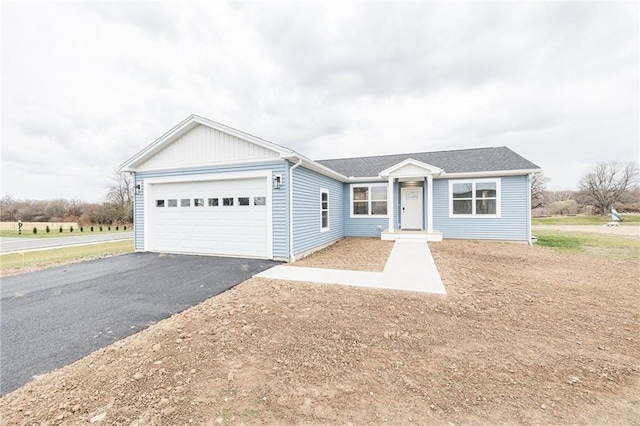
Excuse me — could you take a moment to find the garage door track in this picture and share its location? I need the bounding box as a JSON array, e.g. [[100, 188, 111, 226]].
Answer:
[[0, 252, 278, 396]]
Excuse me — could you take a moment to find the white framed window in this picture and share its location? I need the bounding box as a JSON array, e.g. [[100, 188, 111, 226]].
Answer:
[[449, 178, 501, 218], [156, 200, 165, 207], [350, 183, 388, 217], [194, 198, 204, 207], [320, 189, 329, 232]]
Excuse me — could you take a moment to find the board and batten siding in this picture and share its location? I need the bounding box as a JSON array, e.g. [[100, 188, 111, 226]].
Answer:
[[292, 166, 344, 257], [133, 161, 289, 259], [136, 124, 279, 171], [343, 182, 388, 237], [433, 175, 529, 241]]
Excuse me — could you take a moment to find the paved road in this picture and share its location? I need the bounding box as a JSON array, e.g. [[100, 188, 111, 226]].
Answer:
[[0, 232, 134, 253], [0, 253, 278, 396]]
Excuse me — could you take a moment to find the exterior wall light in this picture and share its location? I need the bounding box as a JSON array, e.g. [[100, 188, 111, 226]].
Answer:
[[273, 174, 282, 189]]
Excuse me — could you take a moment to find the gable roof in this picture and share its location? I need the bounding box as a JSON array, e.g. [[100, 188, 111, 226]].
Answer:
[[120, 114, 296, 171], [317, 147, 541, 178], [121, 114, 541, 179]]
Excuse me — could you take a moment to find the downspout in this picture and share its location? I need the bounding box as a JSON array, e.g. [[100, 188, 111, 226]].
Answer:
[[527, 173, 533, 245], [130, 171, 136, 251], [289, 158, 303, 262]]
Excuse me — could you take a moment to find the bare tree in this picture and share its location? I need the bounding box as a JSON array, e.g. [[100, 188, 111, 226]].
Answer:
[[106, 171, 134, 223], [530, 172, 547, 209], [578, 161, 639, 215]]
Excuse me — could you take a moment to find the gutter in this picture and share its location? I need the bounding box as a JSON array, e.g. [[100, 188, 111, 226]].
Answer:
[[288, 158, 303, 262]]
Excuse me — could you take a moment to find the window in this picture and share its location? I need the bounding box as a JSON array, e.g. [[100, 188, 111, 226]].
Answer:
[[156, 200, 165, 207], [320, 189, 329, 231], [238, 197, 250, 206], [168, 199, 177, 207], [194, 198, 204, 207], [450, 179, 500, 217], [181, 199, 190, 207], [208, 198, 219, 207], [223, 197, 234, 206], [351, 184, 387, 217], [254, 196, 266, 206]]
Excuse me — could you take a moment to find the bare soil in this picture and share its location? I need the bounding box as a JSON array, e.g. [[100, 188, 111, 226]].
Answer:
[[291, 238, 395, 271], [1, 238, 638, 425]]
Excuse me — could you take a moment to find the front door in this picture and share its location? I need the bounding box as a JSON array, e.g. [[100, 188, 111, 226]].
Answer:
[[401, 187, 423, 230]]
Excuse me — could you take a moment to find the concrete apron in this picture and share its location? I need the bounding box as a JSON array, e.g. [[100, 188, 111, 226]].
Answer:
[[256, 240, 446, 295]]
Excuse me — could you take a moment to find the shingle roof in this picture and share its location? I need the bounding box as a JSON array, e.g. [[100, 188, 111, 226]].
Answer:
[[316, 146, 540, 178]]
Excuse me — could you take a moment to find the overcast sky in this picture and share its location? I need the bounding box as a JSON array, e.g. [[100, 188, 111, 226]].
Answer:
[[2, 1, 638, 201]]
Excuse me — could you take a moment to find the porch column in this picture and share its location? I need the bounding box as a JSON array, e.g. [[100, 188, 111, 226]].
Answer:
[[427, 174, 433, 233], [387, 177, 394, 232]]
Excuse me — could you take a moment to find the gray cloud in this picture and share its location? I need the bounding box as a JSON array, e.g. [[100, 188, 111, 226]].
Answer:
[[1, 1, 637, 200]]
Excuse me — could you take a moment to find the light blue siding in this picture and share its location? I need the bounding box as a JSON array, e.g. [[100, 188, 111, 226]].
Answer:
[[343, 182, 388, 237], [292, 166, 344, 256], [433, 175, 529, 241], [133, 161, 289, 259]]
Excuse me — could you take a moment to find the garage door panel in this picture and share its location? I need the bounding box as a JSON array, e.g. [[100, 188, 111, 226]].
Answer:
[[148, 177, 269, 258]]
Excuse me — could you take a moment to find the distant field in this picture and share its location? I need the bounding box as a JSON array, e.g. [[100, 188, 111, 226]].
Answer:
[[534, 230, 640, 259], [532, 215, 639, 225], [0, 227, 132, 239], [0, 240, 134, 274]]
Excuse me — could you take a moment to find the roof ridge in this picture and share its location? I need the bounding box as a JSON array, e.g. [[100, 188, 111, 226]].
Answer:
[[317, 146, 505, 162]]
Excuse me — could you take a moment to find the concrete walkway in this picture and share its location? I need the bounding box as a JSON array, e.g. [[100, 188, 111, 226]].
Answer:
[[256, 240, 446, 295]]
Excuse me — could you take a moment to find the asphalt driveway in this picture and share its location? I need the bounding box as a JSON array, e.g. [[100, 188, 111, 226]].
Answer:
[[0, 252, 278, 396]]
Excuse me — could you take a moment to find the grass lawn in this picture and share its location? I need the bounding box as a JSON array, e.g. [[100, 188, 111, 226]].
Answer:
[[0, 227, 132, 239], [532, 214, 640, 225], [535, 229, 640, 259], [0, 240, 134, 272]]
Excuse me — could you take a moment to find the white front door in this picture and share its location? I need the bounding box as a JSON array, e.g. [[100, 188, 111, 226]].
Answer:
[[401, 187, 423, 230]]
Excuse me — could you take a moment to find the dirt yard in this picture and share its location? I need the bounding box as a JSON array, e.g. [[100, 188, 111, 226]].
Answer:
[[1, 238, 638, 425]]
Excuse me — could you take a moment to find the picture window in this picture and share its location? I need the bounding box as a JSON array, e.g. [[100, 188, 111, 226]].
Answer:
[[351, 184, 387, 216]]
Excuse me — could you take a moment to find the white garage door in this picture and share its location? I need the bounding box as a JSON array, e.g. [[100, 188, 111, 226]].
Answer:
[[147, 177, 270, 258]]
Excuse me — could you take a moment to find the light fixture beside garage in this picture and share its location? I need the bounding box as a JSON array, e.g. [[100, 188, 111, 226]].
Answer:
[[135, 183, 142, 195], [273, 174, 283, 189]]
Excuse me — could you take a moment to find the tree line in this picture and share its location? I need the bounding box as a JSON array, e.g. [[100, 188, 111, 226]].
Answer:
[[531, 160, 639, 216], [1, 172, 134, 225]]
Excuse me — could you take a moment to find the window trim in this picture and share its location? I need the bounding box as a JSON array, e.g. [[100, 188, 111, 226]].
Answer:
[[349, 183, 389, 218], [448, 178, 501, 218], [320, 188, 330, 232]]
